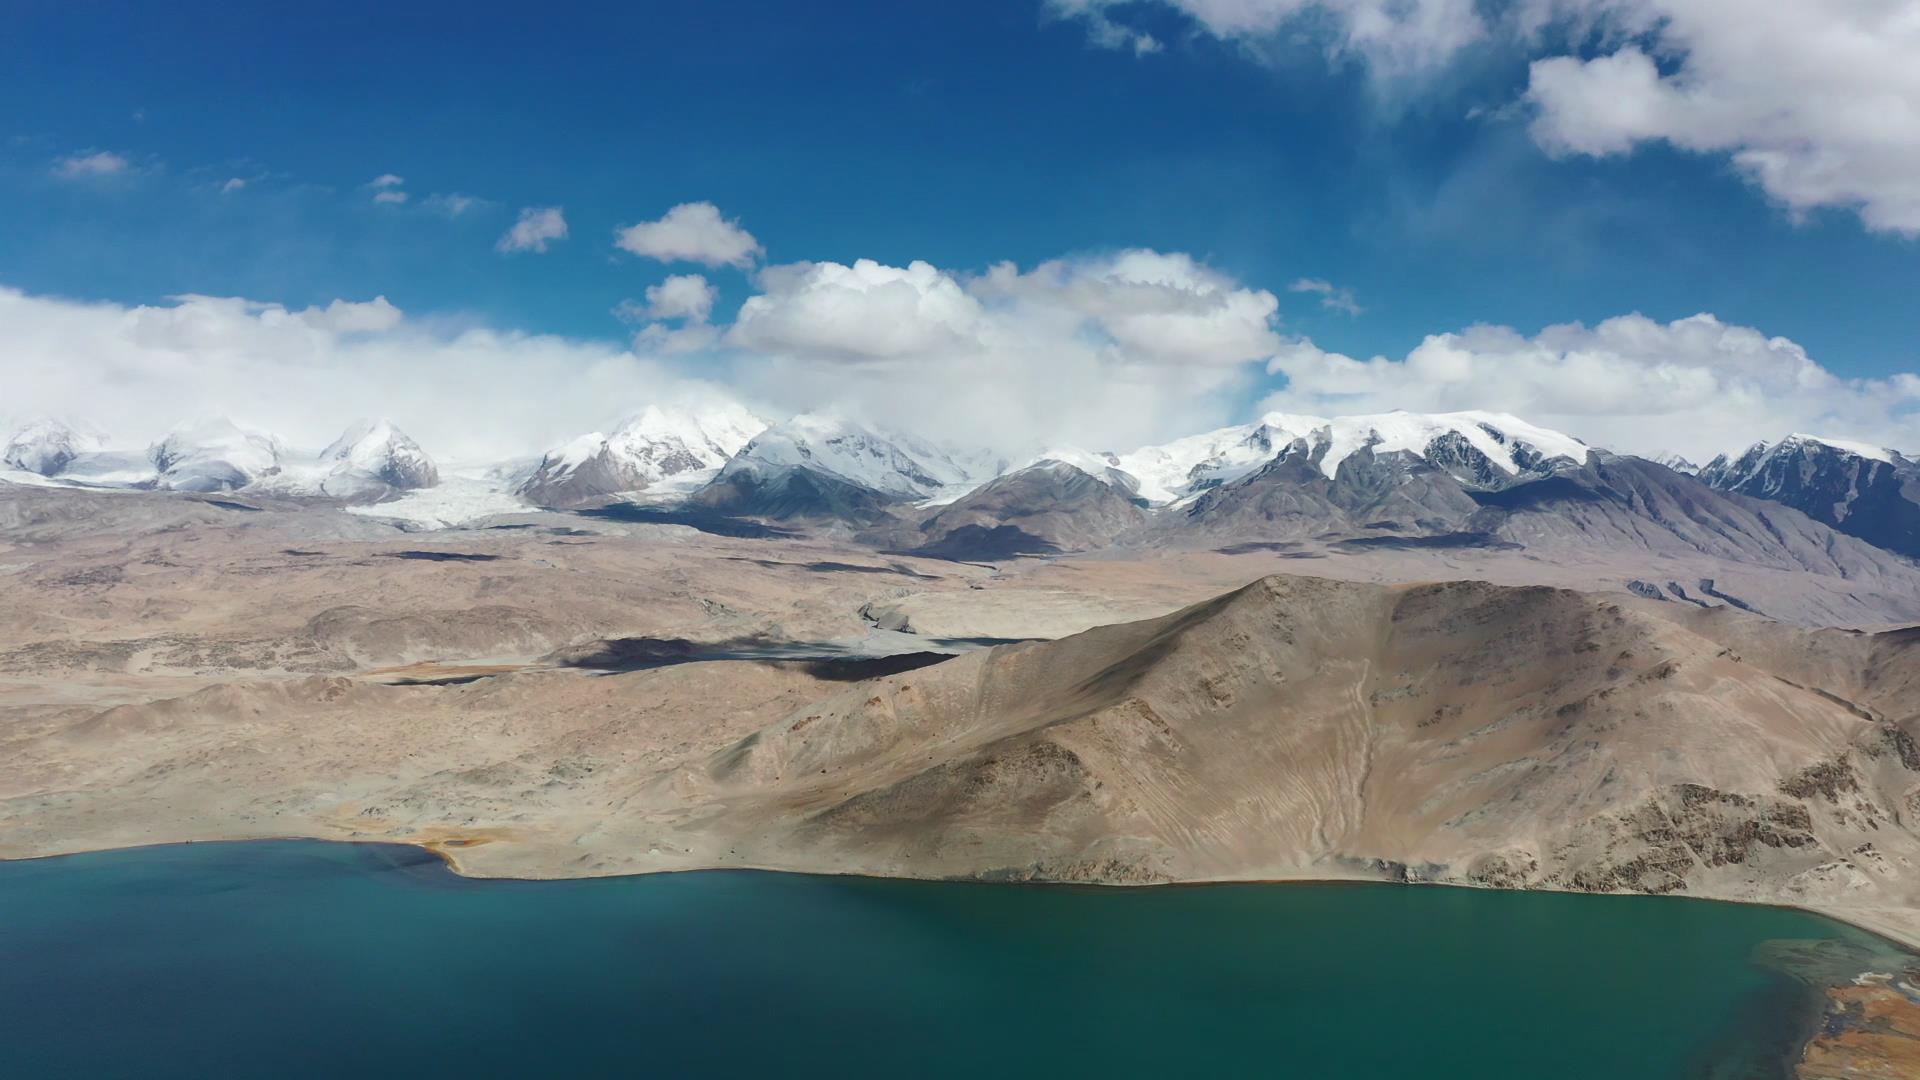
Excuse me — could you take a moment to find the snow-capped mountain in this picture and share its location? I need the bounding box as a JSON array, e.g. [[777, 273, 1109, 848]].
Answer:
[[321, 419, 438, 492], [692, 413, 996, 523], [149, 419, 285, 493], [1697, 434, 1919, 558], [714, 413, 988, 498], [1093, 410, 1590, 506], [248, 419, 440, 499], [518, 403, 765, 508], [2, 419, 107, 476]]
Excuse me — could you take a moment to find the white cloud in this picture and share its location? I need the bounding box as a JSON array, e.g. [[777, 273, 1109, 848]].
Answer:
[[1261, 312, 1920, 459], [1288, 277, 1364, 316], [0, 286, 727, 462], [1524, 2, 1920, 234], [296, 296, 403, 334], [635, 321, 723, 355], [1051, 0, 1920, 234], [53, 151, 130, 179], [367, 174, 409, 205], [497, 206, 568, 254], [10, 257, 1909, 469], [421, 192, 492, 217], [730, 259, 984, 362], [614, 201, 763, 268], [220, 177, 247, 194], [716, 250, 1285, 451], [640, 274, 718, 323], [616, 274, 721, 354], [1049, 0, 1489, 78]]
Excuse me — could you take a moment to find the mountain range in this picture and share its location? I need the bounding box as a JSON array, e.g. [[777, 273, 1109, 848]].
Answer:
[[6, 408, 1919, 577], [5, 417, 440, 501]]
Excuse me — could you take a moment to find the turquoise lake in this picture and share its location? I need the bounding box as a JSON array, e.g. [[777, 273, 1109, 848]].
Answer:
[[0, 841, 1891, 1078]]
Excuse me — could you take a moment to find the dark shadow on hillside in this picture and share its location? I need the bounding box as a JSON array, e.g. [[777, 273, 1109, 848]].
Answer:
[[895, 524, 1061, 562], [575, 504, 800, 539], [1333, 532, 1521, 552]]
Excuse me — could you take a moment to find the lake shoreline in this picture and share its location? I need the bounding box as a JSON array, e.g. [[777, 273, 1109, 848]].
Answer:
[[9, 831, 1919, 958]]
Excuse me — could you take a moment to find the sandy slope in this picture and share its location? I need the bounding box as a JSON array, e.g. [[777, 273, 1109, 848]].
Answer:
[[4, 483, 1920, 948]]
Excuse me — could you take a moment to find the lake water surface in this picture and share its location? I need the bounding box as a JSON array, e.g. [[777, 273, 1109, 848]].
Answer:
[[0, 841, 1891, 1078]]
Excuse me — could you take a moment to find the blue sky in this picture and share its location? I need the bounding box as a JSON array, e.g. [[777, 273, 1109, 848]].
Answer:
[[2, 1, 1917, 458]]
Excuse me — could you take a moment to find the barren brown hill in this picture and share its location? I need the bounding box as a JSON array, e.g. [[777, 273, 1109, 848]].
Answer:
[[7, 566, 1920, 947]]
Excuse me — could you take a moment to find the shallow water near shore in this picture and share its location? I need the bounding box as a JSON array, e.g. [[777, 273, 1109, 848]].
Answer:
[[0, 841, 1896, 1078]]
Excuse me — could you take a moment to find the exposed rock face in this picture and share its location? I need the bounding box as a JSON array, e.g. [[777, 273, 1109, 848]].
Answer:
[[1698, 435, 1920, 559], [900, 461, 1150, 557], [1178, 441, 1491, 539], [693, 462, 909, 525], [1177, 448, 1920, 593]]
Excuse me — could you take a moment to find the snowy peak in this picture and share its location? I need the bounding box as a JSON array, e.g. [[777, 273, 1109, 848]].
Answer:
[[1651, 453, 1701, 475], [3, 418, 107, 476], [1698, 434, 1910, 492], [1113, 410, 1588, 505], [1015, 448, 1140, 499], [319, 419, 439, 493], [1312, 410, 1588, 482], [1782, 433, 1903, 465], [717, 412, 987, 499], [1692, 432, 1919, 558], [149, 418, 284, 492], [1112, 417, 1314, 505], [518, 402, 766, 507]]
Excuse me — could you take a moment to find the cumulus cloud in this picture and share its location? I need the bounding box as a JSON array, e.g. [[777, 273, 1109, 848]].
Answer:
[[641, 274, 718, 323], [717, 249, 1285, 451], [9, 257, 1910, 468], [296, 296, 403, 334], [1288, 277, 1364, 316], [614, 201, 763, 268], [615, 274, 722, 355], [497, 206, 568, 254], [1051, 0, 1920, 234], [1524, 2, 1920, 234], [0, 286, 728, 462], [220, 177, 247, 194], [730, 259, 983, 362], [1261, 312, 1920, 460], [53, 151, 130, 179]]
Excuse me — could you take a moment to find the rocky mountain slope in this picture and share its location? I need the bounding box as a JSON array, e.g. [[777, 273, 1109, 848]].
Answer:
[[893, 459, 1151, 558], [1697, 434, 1920, 559], [642, 576, 1920, 934]]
